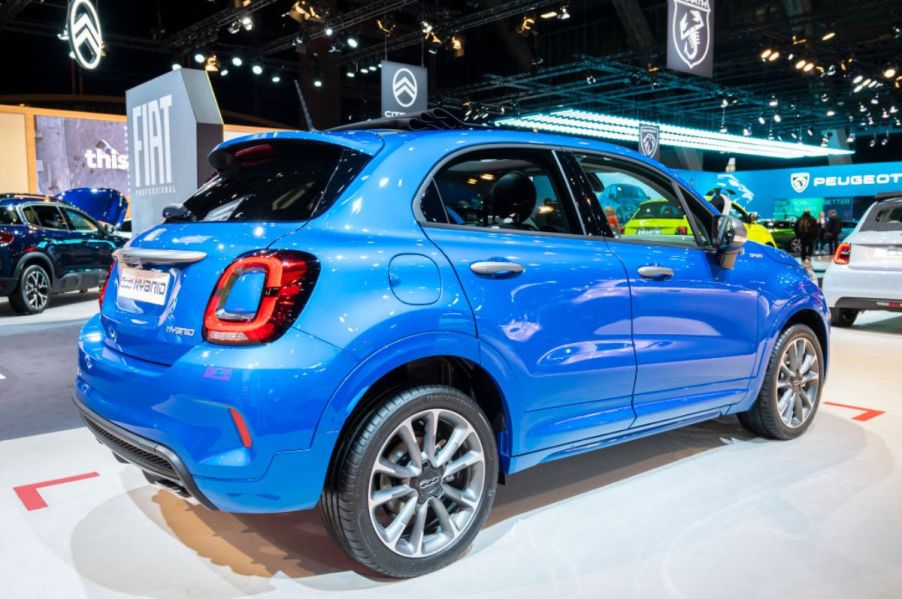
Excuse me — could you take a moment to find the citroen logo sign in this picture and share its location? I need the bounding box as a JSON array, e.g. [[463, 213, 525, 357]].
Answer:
[[68, 0, 103, 70], [392, 67, 418, 108]]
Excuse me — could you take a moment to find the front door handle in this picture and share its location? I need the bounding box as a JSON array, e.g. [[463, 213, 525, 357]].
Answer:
[[637, 265, 674, 280], [470, 261, 525, 277]]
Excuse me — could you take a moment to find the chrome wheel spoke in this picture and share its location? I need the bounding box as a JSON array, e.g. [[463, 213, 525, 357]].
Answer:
[[779, 363, 794, 379], [793, 393, 804, 424], [435, 424, 472, 468], [798, 353, 817, 376], [383, 496, 418, 546], [422, 410, 439, 465], [407, 502, 430, 555], [802, 371, 819, 385], [396, 420, 423, 472], [374, 457, 419, 479], [444, 449, 482, 478], [780, 390, 795, 422], [431, 497, 459, 540], [371, 484, 415, 507], [442, 483, 478, 508]]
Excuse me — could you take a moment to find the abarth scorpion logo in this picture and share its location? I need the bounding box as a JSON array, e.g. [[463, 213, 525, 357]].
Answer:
[[790, 172, 811, 193], [67, 0, 103, 70], [672, 0, 711, 70], [392, 68, 418, 108]]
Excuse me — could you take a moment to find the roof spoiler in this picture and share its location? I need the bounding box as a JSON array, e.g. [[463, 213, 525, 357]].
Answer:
[[327, 107, 487, 132]]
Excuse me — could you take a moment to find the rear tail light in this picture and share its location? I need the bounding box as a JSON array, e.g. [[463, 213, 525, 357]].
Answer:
[[204, 250, 318, 345], [99, 261, 115, 309], [0, 231, 13, 246], [834, 242, 852, 265]]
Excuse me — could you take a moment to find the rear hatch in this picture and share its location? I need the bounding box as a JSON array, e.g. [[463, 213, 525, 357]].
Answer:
[[847, 199, 902, 271], [101, 136, 375, 365]]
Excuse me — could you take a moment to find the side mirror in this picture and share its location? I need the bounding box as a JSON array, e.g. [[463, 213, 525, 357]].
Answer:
[[715, 214, 748, 269]]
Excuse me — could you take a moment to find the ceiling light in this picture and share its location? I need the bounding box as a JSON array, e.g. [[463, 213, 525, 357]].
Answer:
[[846, 133, 855, 144], [271, 74, 281, 83], [821, 31, 836, 41], [313, 78, 323, 88], [346, 68, 355, 78], [826, 109, 836, 117], [558, 5, 571, 19], [768, 95, 778, 107], [516, 15, 536, 36], [240, 14, 253, 31], [420, 20, 433, 35], [194, 52, 205, 64], [227, 21, 241, 34], [773, 113, 782, 123], [852, 74, 864, 84], [171, 63, 181, 70], [760, 48, 772, 61], [757, 114, 766, 125], [251, 64, 263, 75], [497, 110, 854, 159], [540, 9, 558, 19], [346, 34, 359, 49], [231, 56, 243, 67], [324, 24, 334, 36], [289, 1, 322, 23], [795, 59, 807, 70], [768, 50, 780, 62], [377, 15, 396, 35], [884, 66, 897, 79], [450, 34, 464, 58], [426, 32, 443, 54], [204, 55, 220, 72], [803, 62, 815, 72], [220, 68, 229, 77], [742, 126, 752, 136]]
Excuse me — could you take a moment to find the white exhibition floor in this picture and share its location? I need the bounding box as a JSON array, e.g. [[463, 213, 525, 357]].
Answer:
[[1, 307, 901, 598]]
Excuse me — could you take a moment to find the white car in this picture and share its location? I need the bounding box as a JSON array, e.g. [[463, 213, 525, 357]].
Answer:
[[822, 195, 902, 326]]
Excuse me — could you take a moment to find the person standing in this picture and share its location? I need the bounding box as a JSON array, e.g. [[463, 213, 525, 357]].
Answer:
[[794, 209, 819, 262], [827, 210, 842, 255], [817, 210, 828, 254]]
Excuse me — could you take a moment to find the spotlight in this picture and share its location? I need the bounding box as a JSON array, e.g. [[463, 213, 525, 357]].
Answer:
[[768, 95, 778, 107], [871, 95, 880, 105], [426, 32, 443, 54], [328, 40, 346, 53], [869, 137, 876, 148], [450, 34, 464, 58], [346, 67, 355, 78], [204, 54, 220, 72], [540, 9, 558, 19], [760, 48, 772, 61], [252, 64, 263, 75], [891, 105, 899, 114], [240, 14, 254, 31], [220, 68, 229, 77], [171, 63, 181, 70], [346, 34, 359, 49], [377, 15, 396, 35], [881, 136, 889, 146], [826, 109, 836, 117], [852, 74, 864, 84], [884, 65, 897, 79], [227, 21, 241, 34], [807, 127, 814, 136], [768, 50, 780, 62], [194, 52, 206, 64], [313, 78, 323, 88], [795, 59, 806, 70], [757, 114, 766, 125], [420, 20, 433, 35], [291, 35, 305, 49], [232, 56, 243, 67], [803, 62, 815, 73], [324, 24, 334, 36], [821, 31, 836, 41], [586, 74, 596, 84], [516, 15, 536, 36], [271, 74, 281, 83], [742, 126, 752, 136], [558, 5, 571, 19], [289, 1, 322, 23], [846, 133, 855, 144], [368, 63, 378, 72], [773, 113, 782, 123]]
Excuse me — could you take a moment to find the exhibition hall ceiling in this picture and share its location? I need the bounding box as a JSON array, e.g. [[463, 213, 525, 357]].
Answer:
[[0, 0, 901, 158]]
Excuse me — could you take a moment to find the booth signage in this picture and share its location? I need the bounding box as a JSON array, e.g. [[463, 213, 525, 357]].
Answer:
[[667, 0, 713, 78], [126, 69, 223, 234], [67, 0, 103, 70], [34, 116, 127, 196], [381, 61, 428, 117], [639, 124, 660, 159]]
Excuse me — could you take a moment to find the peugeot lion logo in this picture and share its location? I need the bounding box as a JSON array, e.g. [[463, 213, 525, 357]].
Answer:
[[672, 0, 711, 70], [790, 172, 811, 193], [67, 0, 103, 71], [640, 125, 659, 157], [392, 68, 418, 108]]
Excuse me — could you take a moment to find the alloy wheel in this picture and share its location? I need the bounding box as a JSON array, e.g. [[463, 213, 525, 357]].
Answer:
[[24, 269, 50, 312], [775, 337, 820, 428], [367, 408, 486, 558]]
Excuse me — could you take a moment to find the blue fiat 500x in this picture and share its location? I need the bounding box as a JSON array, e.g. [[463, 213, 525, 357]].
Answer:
[[75, 121, 829, 578]]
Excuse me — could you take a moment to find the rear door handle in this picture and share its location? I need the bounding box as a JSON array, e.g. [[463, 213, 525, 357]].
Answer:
[[470, 261, 525, 277], [637, 265, 674, 280]]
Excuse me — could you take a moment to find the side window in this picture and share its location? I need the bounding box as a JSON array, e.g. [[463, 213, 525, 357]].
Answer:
[[22, 206, 40, 226], [0, 206, 22, 225], [574, 154, 709, 247], [29, 205, 69, 230], [63, 208, 99, 233], [421, 150, 581, 234]]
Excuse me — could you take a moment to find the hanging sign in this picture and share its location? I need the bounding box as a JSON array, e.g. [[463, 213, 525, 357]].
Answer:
[[667, 0, 713, 78]]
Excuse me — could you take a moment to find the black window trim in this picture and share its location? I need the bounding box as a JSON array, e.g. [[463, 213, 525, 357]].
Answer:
[[564, 149, 719, 251], [413, 143, 590, 239], [23, 202, 70, 231]]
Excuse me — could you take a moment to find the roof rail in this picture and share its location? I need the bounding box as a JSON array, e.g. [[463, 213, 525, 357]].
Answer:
[[328, 107, 488, 132]]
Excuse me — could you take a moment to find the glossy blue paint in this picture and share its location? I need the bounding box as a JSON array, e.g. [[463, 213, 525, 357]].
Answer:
[[75, 127, 829, 514], [55, 187, 129, 227]]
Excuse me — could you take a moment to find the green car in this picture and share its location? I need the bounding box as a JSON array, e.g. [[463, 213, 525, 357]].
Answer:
[[760, 218, 799, 253]]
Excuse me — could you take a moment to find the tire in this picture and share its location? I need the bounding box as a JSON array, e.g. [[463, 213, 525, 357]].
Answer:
[[830, 308, 859, 327], [322, 385, 498, 578], [739, 324, 824, 440], [8, 264, 51, 315]]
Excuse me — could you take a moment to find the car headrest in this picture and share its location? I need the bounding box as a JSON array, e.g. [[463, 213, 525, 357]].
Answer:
[[491, 171, 536, 225]]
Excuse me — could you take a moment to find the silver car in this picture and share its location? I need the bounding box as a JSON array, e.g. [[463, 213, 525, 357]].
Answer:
[[822, 195, 902, 326]]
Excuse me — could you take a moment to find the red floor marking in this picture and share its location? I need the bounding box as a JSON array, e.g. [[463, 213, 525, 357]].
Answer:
[[13, 472, 100, 511], [823, 402, 886, 422]]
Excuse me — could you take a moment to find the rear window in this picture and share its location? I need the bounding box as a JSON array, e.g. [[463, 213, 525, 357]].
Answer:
[[0, 206, 21, 225], [183, 142, 369, 222], [862, 201, 902, 232]]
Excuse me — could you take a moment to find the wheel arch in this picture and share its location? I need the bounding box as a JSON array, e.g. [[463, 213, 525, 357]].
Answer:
[[316, 332, 520, 485], [14, 251, 56, 283]]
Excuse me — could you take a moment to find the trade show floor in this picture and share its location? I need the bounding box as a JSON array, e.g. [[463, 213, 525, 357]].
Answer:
[[1, 297, 901, 598]]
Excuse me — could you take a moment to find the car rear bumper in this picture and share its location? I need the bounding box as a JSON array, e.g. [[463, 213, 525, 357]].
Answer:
[[822, 265, 902, 309], [75, 313, 356, 512]]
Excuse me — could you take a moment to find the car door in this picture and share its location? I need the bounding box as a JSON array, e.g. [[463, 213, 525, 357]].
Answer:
[[570, 152, 760, 428], [417, 147, 636, 452], [62, 207, 115, 275], [24, 204, 78, 283]]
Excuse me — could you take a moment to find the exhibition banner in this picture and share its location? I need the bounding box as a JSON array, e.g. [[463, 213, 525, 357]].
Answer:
[[381, 61, 428, 118], [126, 68, 222, 233], [667, 0, 713, 78], [34, 115, 128, 196]]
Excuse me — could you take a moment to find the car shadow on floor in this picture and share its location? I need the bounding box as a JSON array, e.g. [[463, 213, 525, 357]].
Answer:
[[0, 291, 99, 318], [145, 416, 757, 582], [845, 313, 902, 335]]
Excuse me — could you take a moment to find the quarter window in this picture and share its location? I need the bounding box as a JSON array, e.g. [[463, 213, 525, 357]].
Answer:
[[574, 154, 710, 247], [63, 208, 99, 233], [420, 150, 581, 235]]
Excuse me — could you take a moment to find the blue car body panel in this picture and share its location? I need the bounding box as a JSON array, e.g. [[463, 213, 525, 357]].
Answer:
[[56, 187, 129, 228], [75, 128, 829, 513]]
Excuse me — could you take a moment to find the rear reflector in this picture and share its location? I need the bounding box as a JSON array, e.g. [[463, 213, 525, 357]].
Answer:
[[834, 242, 852, 265], [228, 408, 253, 448], [0, 231, 13, 246], [204, 250, 318, 345], [99, 261, 115, 310]]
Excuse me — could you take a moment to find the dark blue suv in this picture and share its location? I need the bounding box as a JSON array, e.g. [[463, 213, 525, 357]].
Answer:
[[0, 195, 122, 314], [75, 124, 829, 577]]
